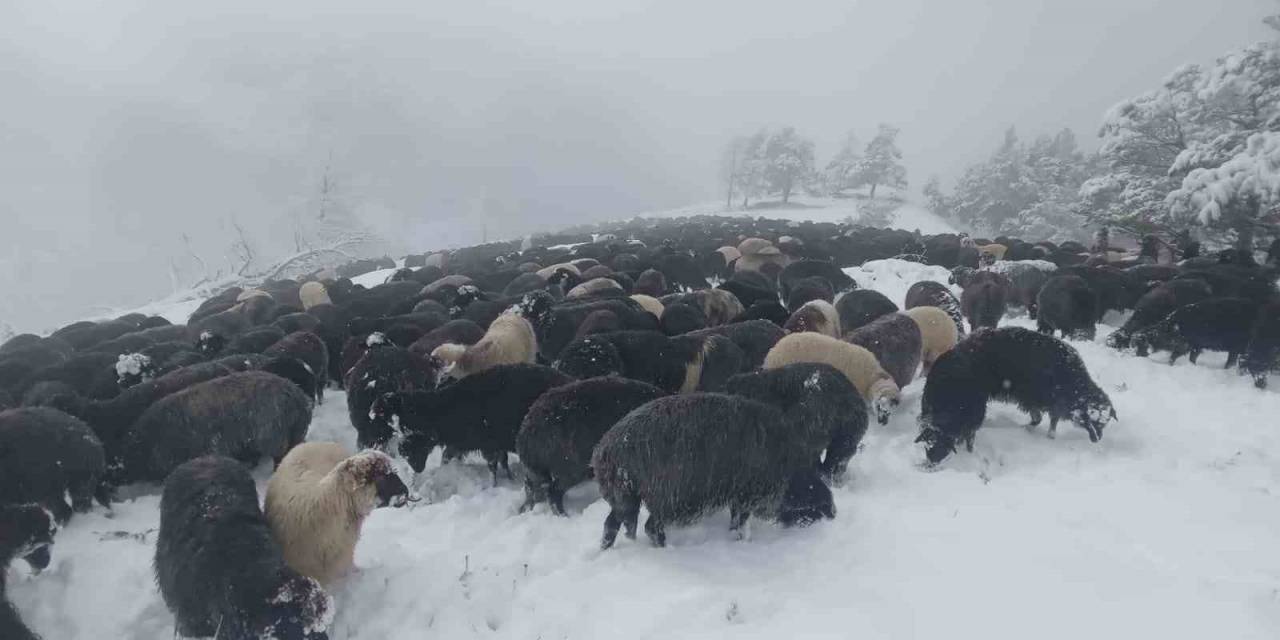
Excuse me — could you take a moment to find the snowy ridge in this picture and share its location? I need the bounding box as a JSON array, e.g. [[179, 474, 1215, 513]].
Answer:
[[634, 195, 957, 235]]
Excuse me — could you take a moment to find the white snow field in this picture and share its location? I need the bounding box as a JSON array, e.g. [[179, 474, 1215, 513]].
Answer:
[[8, 259, 1280, 640]]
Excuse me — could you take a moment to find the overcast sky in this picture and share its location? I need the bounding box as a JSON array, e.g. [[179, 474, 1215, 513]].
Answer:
[[1, 0, 1275, 332]]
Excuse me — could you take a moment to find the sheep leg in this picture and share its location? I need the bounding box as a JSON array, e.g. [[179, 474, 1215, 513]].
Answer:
[[1036, 320, 1052, 335], [486, 456, 501, 488], [45, 495, 73, 525], [601, 510, 623, 549], [1047, 416, 1059, 439], [1188, 348, 1201, 364], [546, 482, 568, 517], [644, 514, 666, 547], [728, 505, 750, 541], [963, 432, 976, 452], [519, 473, 549, 514], [501, 454, 514, 481], [1027, 409, 1043, 430], [1224, 352, 1238, 369]]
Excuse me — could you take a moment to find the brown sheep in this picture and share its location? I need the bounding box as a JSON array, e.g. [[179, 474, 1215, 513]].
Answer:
[[299, 282, 331, 310], [566, 277, 624, 299], [783, 300, 841, 338], [903, 306, 959, 375], [763, 332, 900, 424], [629, 294, 665, 319], [433, 312, 537, 379]]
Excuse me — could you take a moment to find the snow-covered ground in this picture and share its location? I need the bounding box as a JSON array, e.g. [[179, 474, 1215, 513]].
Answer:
[[635, 195, 957, 235], [8, 259, 1280, 640]]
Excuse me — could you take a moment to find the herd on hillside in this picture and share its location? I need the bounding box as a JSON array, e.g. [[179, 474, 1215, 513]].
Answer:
[[2, 216, 1278, 639]]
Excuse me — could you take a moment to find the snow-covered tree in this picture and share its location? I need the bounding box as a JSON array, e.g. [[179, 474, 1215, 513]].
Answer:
[[1168, 131, 1280, 250], [823, 132, 861, 195], [729, 130, 769, 208], [940, 127, 1093, 242], [922, 175, 950, 216], [1086, 13, 1280, 248], [850, 124, 907, 198], [762, 127, 816, 204]]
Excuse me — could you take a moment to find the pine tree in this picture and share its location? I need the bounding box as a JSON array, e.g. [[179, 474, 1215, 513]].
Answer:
[[762, 127, 816, 204], [850, 124, 908, 198], [823, 132, 861, 195]]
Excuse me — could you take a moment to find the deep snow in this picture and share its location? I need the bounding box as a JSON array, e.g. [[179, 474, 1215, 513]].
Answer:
[[8, 259, 1280, 639]]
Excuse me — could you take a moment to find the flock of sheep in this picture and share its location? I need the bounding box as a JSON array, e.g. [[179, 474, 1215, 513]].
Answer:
[[1, 214, 1277, 639]]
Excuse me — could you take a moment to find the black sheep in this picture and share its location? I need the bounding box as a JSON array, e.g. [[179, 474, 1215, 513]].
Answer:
[[717, 276, 777, 310], [82, 331, 157, 358], [916, 327, 1116, 465], [155, 456, 332, 640], [785, 276, 836, 313], [1036, 275, 1099, 340], [374, 363, 573, 480], [225, 327, 288, 358], [1, 504, 58, 640], [634, 269, 668, 297], [516, 376, 666, 514], [118, 372, 313, 483], [16, 352, 121, 401], [55, 321, 138, 351], [904, 280, 965, 336], [345, 344, 438, 450], [1106, 279, 1213, 349], [660, 302, 707, 335], [408, 319, 487, 359], [273, 312, 323, 336], [1242, 299, 1280, 389], [554, 331, 743, 394], [503, 272, 549, 297], [0, 334, 43, 355], [591, 391, 831, 549], [263, 332, 329, 404], [518, 291, 659, 360], [992, 261, 1054, 318], [1057, 265, 1141, 318], [846, 312, 924, 388], [835, 289, 899, 335], [0, 407, 107, 523], [778, 260, 855, 303], [686, 320, 786, 371], [725, 363, 868, 482], [1131, 298, 1261, 366], [573, 309, 623, 341], [732, 299, 791, 326], [960, 279, 1007, 331]]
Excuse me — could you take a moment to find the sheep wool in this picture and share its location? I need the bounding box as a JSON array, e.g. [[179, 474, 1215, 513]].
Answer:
[[265, 442, 408, 586], [763, 332, 900, 424], [299, 282, 332, 310], [439, 313, 537, 379], [904, 306, 959, 375]]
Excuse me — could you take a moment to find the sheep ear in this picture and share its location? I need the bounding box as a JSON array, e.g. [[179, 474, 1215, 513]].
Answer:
[[913, 432, 928, 443]]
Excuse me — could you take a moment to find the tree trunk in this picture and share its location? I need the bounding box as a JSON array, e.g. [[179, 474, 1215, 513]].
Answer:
[[782, 183, 791, 204], [869, 182, 878, 199], [1235, 221, 1255, 254], [742, 194, 749, 209]]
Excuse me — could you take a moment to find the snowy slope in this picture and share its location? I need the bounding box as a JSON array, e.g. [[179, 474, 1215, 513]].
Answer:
[[635, 196, 957, 235], [9, 264, 1280, 640]]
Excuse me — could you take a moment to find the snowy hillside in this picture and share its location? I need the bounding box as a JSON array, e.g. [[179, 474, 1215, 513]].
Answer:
[[8, 259, 1279, 640], [635, 195, 957, 235]]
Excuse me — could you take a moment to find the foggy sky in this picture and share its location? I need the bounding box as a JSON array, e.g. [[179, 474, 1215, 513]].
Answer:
[[1, 0, 1274, 332]]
